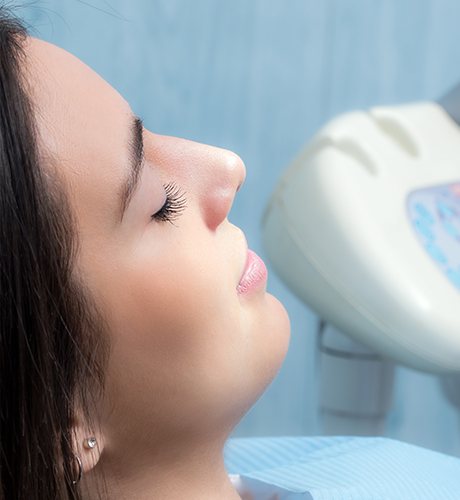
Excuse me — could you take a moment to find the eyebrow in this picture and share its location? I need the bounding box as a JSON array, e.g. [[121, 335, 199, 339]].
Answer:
[[119, 114, 145, 221]]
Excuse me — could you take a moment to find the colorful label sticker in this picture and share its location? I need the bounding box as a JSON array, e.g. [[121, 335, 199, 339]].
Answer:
[[407, 182, 460, 291]]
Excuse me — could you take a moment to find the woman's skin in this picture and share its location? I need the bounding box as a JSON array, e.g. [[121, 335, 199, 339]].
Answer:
[[24, 36, 290, 499]]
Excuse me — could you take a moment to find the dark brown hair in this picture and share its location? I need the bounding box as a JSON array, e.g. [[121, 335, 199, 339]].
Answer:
[[0, 6, 107, 499]]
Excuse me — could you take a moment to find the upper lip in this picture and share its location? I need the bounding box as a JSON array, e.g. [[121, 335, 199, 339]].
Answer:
[[236, 228, 249, 284]]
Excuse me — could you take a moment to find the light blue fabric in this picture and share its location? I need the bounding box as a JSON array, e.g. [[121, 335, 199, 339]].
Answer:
[[224, 436, 460, 499]]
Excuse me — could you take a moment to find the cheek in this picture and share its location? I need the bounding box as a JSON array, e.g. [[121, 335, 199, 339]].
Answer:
[[103, 239, 244, 382], [99, 240, 256, 431]]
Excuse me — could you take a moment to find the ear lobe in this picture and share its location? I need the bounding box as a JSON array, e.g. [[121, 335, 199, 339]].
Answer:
[[72, 423, 105, 474]]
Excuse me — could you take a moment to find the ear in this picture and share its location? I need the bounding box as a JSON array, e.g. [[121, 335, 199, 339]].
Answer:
[[72, 420, 105, 474]]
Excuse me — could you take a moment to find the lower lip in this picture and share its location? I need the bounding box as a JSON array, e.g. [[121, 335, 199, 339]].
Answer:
[[237, 249, 268, 295]]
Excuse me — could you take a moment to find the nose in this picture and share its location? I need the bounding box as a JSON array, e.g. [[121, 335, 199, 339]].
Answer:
[[145, 133, 246, 230], [199, 148, 246, 231]]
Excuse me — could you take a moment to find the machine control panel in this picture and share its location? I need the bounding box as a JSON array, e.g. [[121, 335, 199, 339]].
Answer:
[[407, 181, 460, 290]]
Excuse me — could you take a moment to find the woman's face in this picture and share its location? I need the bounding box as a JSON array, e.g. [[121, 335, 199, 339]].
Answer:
[[26, 38, 289, 457]]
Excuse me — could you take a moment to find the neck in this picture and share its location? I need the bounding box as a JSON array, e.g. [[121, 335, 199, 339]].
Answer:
[[84, 438, 241, 500]]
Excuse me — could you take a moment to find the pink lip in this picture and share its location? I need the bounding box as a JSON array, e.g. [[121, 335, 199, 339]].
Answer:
[[237, 249, 268, 295]]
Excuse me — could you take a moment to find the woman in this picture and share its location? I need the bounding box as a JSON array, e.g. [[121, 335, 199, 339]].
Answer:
[[0, 7, 290, 500]]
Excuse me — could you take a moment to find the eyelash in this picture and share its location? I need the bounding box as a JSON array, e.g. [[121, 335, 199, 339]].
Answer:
[[151, 182, 187, 224]]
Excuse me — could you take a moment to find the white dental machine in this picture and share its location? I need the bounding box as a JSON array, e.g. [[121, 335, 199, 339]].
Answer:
[[262, 84, 460, 436]]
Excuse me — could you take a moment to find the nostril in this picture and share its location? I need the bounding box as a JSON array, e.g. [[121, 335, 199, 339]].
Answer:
[[202, 187, 236, 231]]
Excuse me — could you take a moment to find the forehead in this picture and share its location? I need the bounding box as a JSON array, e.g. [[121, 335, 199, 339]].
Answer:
[[23, 37, 131, 229]]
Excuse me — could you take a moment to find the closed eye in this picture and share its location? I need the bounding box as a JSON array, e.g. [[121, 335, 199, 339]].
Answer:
[[151, 182, 187, 225]]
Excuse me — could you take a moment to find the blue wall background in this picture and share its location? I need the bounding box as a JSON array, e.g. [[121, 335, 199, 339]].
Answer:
[[20, 0, 460, 456]]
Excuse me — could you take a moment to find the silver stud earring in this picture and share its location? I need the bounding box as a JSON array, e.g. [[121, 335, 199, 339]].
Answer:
[[83, 436, 97, 449]]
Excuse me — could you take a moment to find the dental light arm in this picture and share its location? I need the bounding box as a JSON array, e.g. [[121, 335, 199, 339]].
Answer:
[[263, 91, 460, 375]]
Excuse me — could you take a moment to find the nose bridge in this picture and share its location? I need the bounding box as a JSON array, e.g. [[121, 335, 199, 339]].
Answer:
[[198, 147, 246, 230]]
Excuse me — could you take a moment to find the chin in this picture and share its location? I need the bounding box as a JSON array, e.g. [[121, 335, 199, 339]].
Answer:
[[218, 292, 291, 433], [248, 292, 291, 402], [265, 292, 291, 372]]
